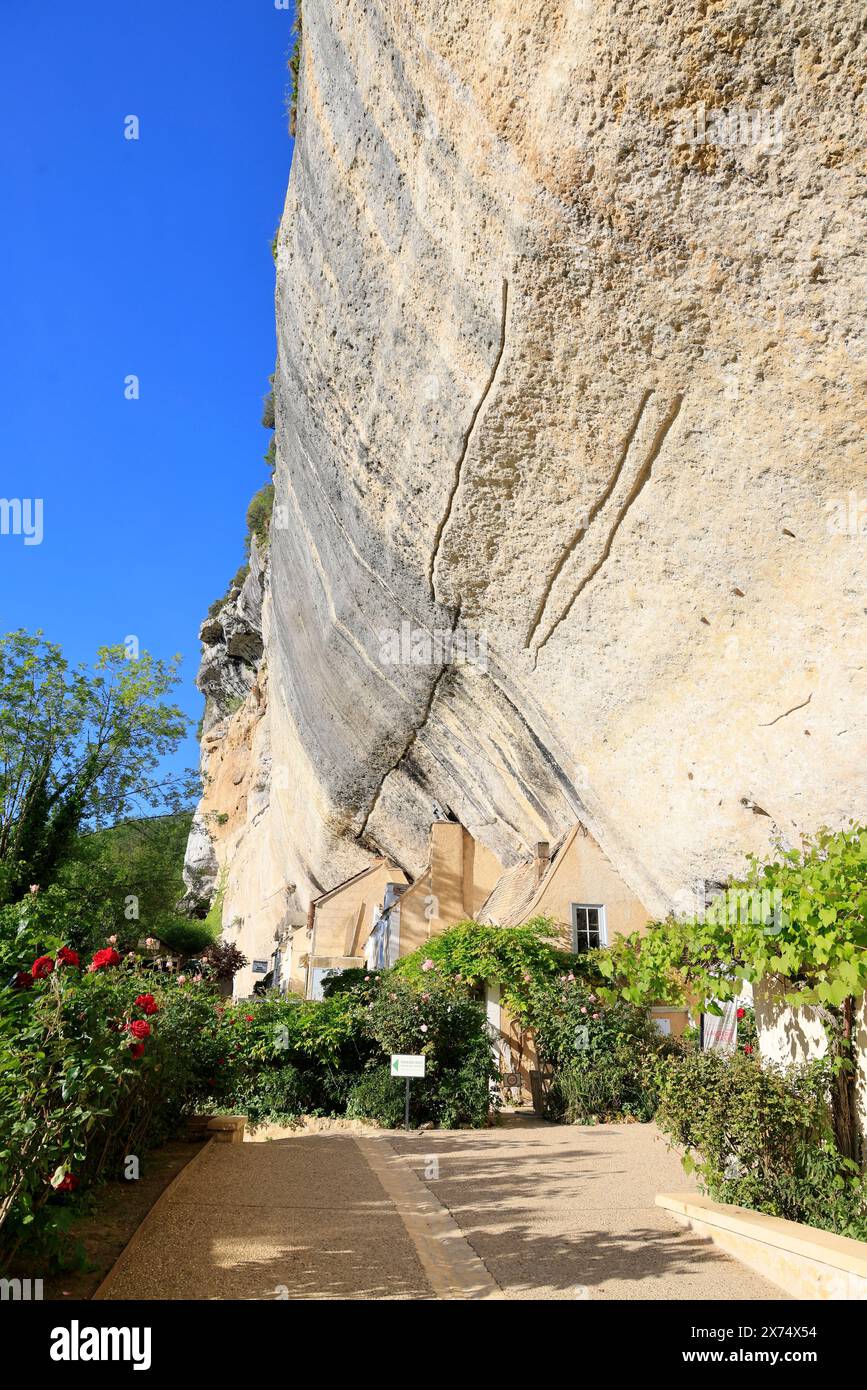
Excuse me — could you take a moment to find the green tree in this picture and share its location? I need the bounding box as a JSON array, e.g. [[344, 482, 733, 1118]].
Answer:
[[599, 825, 867, 1162], [0, 631, 193, 905]]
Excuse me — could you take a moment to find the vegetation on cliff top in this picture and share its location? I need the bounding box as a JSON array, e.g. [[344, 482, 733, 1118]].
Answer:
[[205, 372, 277, 622]]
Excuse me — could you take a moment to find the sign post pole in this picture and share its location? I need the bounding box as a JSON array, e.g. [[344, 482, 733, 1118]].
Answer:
[[390, 1053, 426, 1132]]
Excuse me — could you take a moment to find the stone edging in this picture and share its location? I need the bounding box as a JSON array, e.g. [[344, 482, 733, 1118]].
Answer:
[[656, 1192, 867, 1300], [354, 1134, 505, 1301]]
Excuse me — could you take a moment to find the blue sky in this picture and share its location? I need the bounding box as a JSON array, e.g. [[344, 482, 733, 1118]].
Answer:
[[0, 0, 296, 804]]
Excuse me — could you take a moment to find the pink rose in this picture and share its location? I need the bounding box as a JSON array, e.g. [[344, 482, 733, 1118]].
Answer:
[[421, 959, 435, 972]]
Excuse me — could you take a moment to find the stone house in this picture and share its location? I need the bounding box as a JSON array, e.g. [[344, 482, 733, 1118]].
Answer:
[[280, 818, 687, 1097], [300, 858, 409, 999], [474, 823, 689, 1092]]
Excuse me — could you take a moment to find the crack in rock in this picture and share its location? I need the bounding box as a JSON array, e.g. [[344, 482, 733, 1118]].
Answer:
[[531, 392, 685, 657], [759, 692, 813, 727], [429, 278, 509, 603]]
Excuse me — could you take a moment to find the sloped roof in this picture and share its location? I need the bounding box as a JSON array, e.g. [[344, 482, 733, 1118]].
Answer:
[[477, 858, 539, 927], [310, 858, 406, 908], [478, 826, 576, 927]]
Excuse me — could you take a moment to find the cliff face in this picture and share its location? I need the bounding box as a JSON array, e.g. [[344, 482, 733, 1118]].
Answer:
[[188, 0, 866, 972]]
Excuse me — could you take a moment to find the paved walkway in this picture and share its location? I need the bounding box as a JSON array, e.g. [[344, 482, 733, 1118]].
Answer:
[[98, 1132, 435, 1300], [97, 1120, 785, 1301], [389, 1118, 786, 1300]]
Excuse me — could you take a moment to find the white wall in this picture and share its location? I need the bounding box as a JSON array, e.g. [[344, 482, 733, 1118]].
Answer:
[[755, 981, 867, 1140]]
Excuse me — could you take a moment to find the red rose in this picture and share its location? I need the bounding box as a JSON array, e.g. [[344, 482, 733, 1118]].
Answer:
[[31, 955, 55, 979], [57, 947, 80, 968], [245, 1015, 254, 1022], [88, 948, 121, 972], [129, 1042, 145, 1060], [55, 1173, 78, 1193], [736, 1007, 745, 1020], [14, 970, 33, 990], [129, 1019, 151, 1040], [134, 993, 159, 1015], [744, 1044, 753, 1055]]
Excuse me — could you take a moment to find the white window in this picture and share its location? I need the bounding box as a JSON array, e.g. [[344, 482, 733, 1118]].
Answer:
[[366, 903, 401, 970], [310, 966, 342, 1000], [571, 904, 607, 952]]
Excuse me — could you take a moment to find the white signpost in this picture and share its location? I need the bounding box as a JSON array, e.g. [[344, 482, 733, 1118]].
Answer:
[[390, 1054, 426, 1129]]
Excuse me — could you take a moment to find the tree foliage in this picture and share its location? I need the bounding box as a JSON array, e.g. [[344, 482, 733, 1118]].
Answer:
[[0, 632, 193, 905], [598, 825, 867, 1159], [394, 917, 582, 1020]]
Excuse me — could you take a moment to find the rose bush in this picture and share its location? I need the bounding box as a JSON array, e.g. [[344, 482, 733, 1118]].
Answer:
[[527, 972, 678, 1123], [0, 923, 222, 1266]]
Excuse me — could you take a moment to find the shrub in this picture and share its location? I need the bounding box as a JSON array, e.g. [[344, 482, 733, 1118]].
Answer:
[[365, 973, 483, 1063], [212, 972, 496, 1131], [549, 1051, 657, 1124], [245, 485, 274, 555], [201, 939, 248, 982], [425, 1049, 496, 1129], [320, 967, 372, 999], [346, 1066, 408, 1128], [206, 564, 250, 620], [0, 938, 220, 1265], [225, 1062, 306, 1127], [287, 3, 303, 136], [150, 913, 216, 957], [209, 993, 375, 1126], [654, 1049, 867, 1239], [528, 972, 673, 1122], [362, 973, 496, 1128]]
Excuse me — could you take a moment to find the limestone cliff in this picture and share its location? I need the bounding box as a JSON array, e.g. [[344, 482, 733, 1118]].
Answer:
[[188, 0, 866, 984]]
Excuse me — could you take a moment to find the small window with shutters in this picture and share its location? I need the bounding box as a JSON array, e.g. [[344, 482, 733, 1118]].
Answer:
[[571, 904, 607, 952]]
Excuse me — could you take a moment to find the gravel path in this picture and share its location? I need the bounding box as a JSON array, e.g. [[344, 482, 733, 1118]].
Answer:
[[97, 1119, 786, 1301], [98, 1132, 434, 1300], [387, 1118, 787, 1301]]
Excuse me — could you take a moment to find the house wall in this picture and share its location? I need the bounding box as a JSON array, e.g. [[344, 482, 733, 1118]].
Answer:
[[755, 982, 867, 1139], [307, 863, 408, 995], [531, 826, 689, 1040], [533, 825, 656, 948], [650, 1007, 691, 1038], [398, 823, 503, 954], [230, 914, 286, 1000]]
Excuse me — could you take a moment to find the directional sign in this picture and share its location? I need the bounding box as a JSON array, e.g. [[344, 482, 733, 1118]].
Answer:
[[390, 1054, 426, 1078]]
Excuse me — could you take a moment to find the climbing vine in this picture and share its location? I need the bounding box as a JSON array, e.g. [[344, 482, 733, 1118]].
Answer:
[[599, 824, 867, 1160]]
